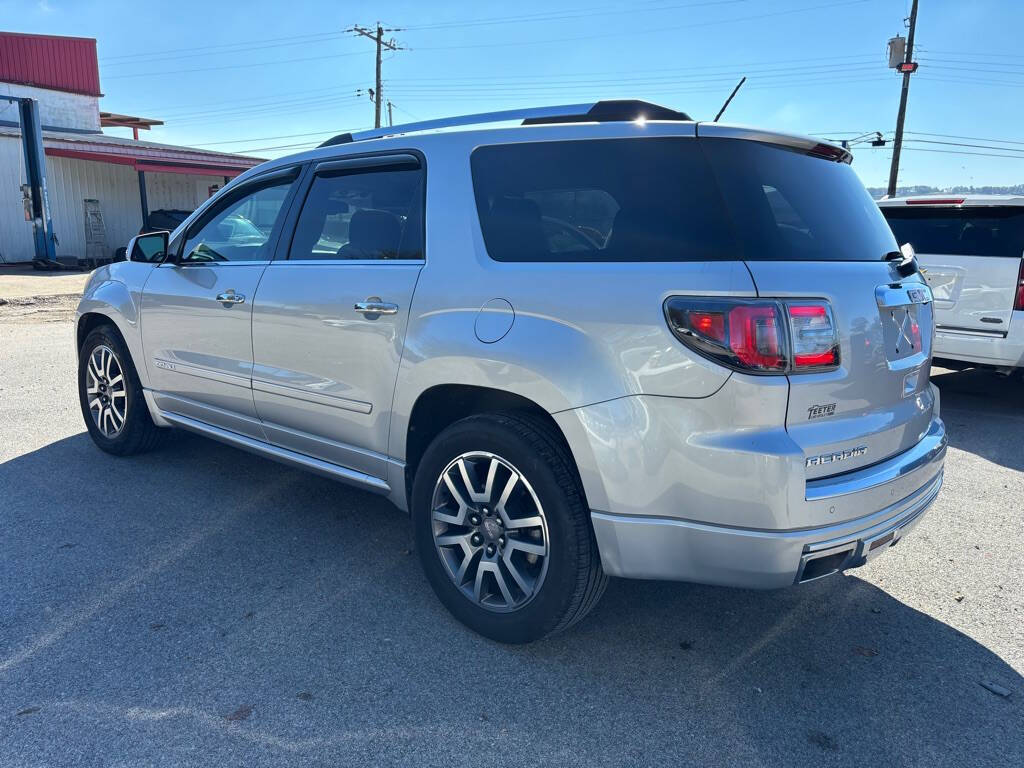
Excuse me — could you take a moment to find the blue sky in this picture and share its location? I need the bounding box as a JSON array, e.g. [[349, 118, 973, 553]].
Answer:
[[6, 0, 1024, 188]]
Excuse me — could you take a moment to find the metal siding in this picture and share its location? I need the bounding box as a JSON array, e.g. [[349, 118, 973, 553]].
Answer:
[[46, 155, 144, 259], [0, 138, 212, 263], [0, 33, 101, 97], [0, 136, 33, 263]]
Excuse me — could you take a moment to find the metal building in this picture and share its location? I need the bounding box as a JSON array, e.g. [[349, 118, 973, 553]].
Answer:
[[0, 31, 262, 264]]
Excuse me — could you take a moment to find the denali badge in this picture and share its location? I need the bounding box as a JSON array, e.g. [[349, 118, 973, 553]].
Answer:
[[805, 446, 867, 468], [807, 403, 836, 420]]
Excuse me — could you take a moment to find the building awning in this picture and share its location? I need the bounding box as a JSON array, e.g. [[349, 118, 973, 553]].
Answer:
[[100, 112, 164, 132], [0, 124, 264, 178]]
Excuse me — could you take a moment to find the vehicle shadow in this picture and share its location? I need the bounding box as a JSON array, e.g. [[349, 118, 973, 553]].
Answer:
[[1, 433, 1020, 768], [930, 366, 1024, 471]]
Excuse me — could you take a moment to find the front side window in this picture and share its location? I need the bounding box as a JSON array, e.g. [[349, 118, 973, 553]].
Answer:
[[881, 207, 1024, 258], [471, 138, 737, 262], [181, 178, 295, 263], [288, 166, 424, 261]]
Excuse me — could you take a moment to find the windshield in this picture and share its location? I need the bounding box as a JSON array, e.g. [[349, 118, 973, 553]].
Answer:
[[701, 138, 899, 261], [881, 206, 1024, 258]]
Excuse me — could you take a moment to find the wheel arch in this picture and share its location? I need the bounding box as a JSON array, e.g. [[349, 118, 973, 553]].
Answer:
[[397, 384, 604, 515], [76, 279, 149, 387]]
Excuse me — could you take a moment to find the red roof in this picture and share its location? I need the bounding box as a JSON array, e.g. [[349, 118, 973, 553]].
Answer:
[[0, 31, 101, 97]]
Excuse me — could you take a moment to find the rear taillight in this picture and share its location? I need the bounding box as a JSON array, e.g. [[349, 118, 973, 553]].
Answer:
[[1015, 260, 1024, 311], [664, 297, 840, 374], [787, 303, 840, 370]]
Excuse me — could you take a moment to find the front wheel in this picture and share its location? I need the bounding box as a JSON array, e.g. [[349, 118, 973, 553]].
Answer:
[[78, 324, 165, 455], [412, 412, 607, 643]]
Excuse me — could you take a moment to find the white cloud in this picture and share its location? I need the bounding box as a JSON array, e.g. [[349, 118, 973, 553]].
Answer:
[[37, 0, 54, 12]]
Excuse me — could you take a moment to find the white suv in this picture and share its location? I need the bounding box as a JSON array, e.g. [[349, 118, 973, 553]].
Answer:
[[879, 194, 1024, 373]]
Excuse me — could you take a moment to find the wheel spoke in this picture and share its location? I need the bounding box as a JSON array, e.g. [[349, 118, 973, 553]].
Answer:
[[473, 563, 486, 603], [503, 515, 543, 531], [88, 355, 102, 380], [108, 373, 123, 388], [507, 537, 546, 557], [436, 531, 468, 547], [502, 552, 532, 594], [491, 564, 514, 606], [494, 472, 520, 527], [454, 545, 478, 584], [88, 397, 102, 412]]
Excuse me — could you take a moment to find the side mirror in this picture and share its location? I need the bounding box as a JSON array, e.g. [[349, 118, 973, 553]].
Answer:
[[127, 230, 170, 263]]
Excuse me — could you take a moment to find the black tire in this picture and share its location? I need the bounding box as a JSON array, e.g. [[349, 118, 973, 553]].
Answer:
[[78, 324, 165, 456], [412, 411, 607, 643]]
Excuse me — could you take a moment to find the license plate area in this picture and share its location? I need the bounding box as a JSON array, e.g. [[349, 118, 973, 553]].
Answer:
[[876, 284, 933, 365]]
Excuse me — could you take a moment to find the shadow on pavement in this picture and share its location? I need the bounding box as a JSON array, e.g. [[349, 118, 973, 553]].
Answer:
[[1, 432, 1020, 767], [931, 366, 1024, 471]]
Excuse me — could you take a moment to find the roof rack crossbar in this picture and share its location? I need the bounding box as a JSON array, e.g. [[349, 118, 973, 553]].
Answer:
[[318, 100, 691, 148]]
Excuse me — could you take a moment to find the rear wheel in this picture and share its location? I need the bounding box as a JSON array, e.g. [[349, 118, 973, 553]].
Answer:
[[412, 412, 606, 643], [78, 325, 164, 455]]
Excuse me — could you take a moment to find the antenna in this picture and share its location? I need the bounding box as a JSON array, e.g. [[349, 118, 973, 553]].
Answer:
[[713, 77, 746, 123]]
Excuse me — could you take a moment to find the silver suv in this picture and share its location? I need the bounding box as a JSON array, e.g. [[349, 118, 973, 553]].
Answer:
[[76, 101, 947, 643]]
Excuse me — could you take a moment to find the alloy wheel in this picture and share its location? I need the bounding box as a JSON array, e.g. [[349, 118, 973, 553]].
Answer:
[[430, 451, 549, 612], [85, 344, 127, 438]]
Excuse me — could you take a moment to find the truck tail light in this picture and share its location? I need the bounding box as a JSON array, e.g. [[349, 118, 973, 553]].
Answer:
[[664, 297, 840, 374], [1015, 259, 1024, 311]]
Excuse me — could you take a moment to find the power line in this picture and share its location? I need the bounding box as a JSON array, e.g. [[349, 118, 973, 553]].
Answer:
[[906, 130, 1024, 147], [411, 0, 876, 51], [402, 0, 749, 31], [103, 49, 368, 80], [100, 30, 347, 61], [101, 32, 348, 66]]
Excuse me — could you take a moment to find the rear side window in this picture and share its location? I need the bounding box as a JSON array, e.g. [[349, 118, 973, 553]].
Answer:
[[471, 138, 738, 262], [881, 207, 1024, 258], [701, 138, 898, 261], [289, 166, 424, 260]]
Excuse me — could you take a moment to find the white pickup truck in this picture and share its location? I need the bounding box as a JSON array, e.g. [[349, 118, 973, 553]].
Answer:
[[879, 195, 1024, 374]]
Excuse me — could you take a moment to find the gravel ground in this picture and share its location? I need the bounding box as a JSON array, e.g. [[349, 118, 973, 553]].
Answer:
[[0, 315, 1021, 767]]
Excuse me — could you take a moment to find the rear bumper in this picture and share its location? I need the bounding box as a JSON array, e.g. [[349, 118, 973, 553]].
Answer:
[[589, 418, 946, 588], [933, 313, 1024, 368]]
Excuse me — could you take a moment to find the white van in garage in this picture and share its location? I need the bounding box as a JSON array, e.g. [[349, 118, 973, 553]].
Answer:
[[879, 195, 1024, 373]]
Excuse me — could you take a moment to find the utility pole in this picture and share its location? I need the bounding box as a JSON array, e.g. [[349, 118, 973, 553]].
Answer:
[[387, 100, 394, 127], [887, 0, 919, 198], [349, 23, 405, 129]]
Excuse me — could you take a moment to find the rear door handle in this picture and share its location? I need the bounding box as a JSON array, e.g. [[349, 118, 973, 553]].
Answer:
[[216, 291, 245, 305], [354, 298, 398, 315]]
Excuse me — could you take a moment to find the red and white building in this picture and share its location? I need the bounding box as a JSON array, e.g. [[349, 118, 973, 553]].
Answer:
[[0, 31, 263, 264]]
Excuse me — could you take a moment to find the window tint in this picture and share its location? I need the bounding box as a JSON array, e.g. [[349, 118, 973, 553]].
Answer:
[[471, 138, 738, 262], [289, 167, 424, 260], [181, 179, 294, 263], [701, 138, 898, 261], [881, 207, 1024, 258]]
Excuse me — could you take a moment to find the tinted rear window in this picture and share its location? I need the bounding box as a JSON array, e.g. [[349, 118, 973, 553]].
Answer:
[[471, 138, 739, 262], [881, 206, 1024, 258], [700, 138, 898, 261], [471, 136, 897, 262]]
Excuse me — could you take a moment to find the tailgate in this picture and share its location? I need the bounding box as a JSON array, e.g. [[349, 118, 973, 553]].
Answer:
[[881, 205, 1024, 332], [744, 261, 936, 480], [917, 253, 1021, 332]]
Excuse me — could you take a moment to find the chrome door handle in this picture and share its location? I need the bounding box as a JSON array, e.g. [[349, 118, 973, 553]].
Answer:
[[216, 291, 245, 305], [354, 298, 398, 315]]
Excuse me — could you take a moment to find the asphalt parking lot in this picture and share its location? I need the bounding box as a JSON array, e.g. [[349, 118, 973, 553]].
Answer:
[[1, 296, 1021, 767]]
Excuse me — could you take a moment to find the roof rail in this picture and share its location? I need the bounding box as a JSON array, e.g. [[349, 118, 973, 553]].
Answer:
[[318, 100, 692, 148]]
